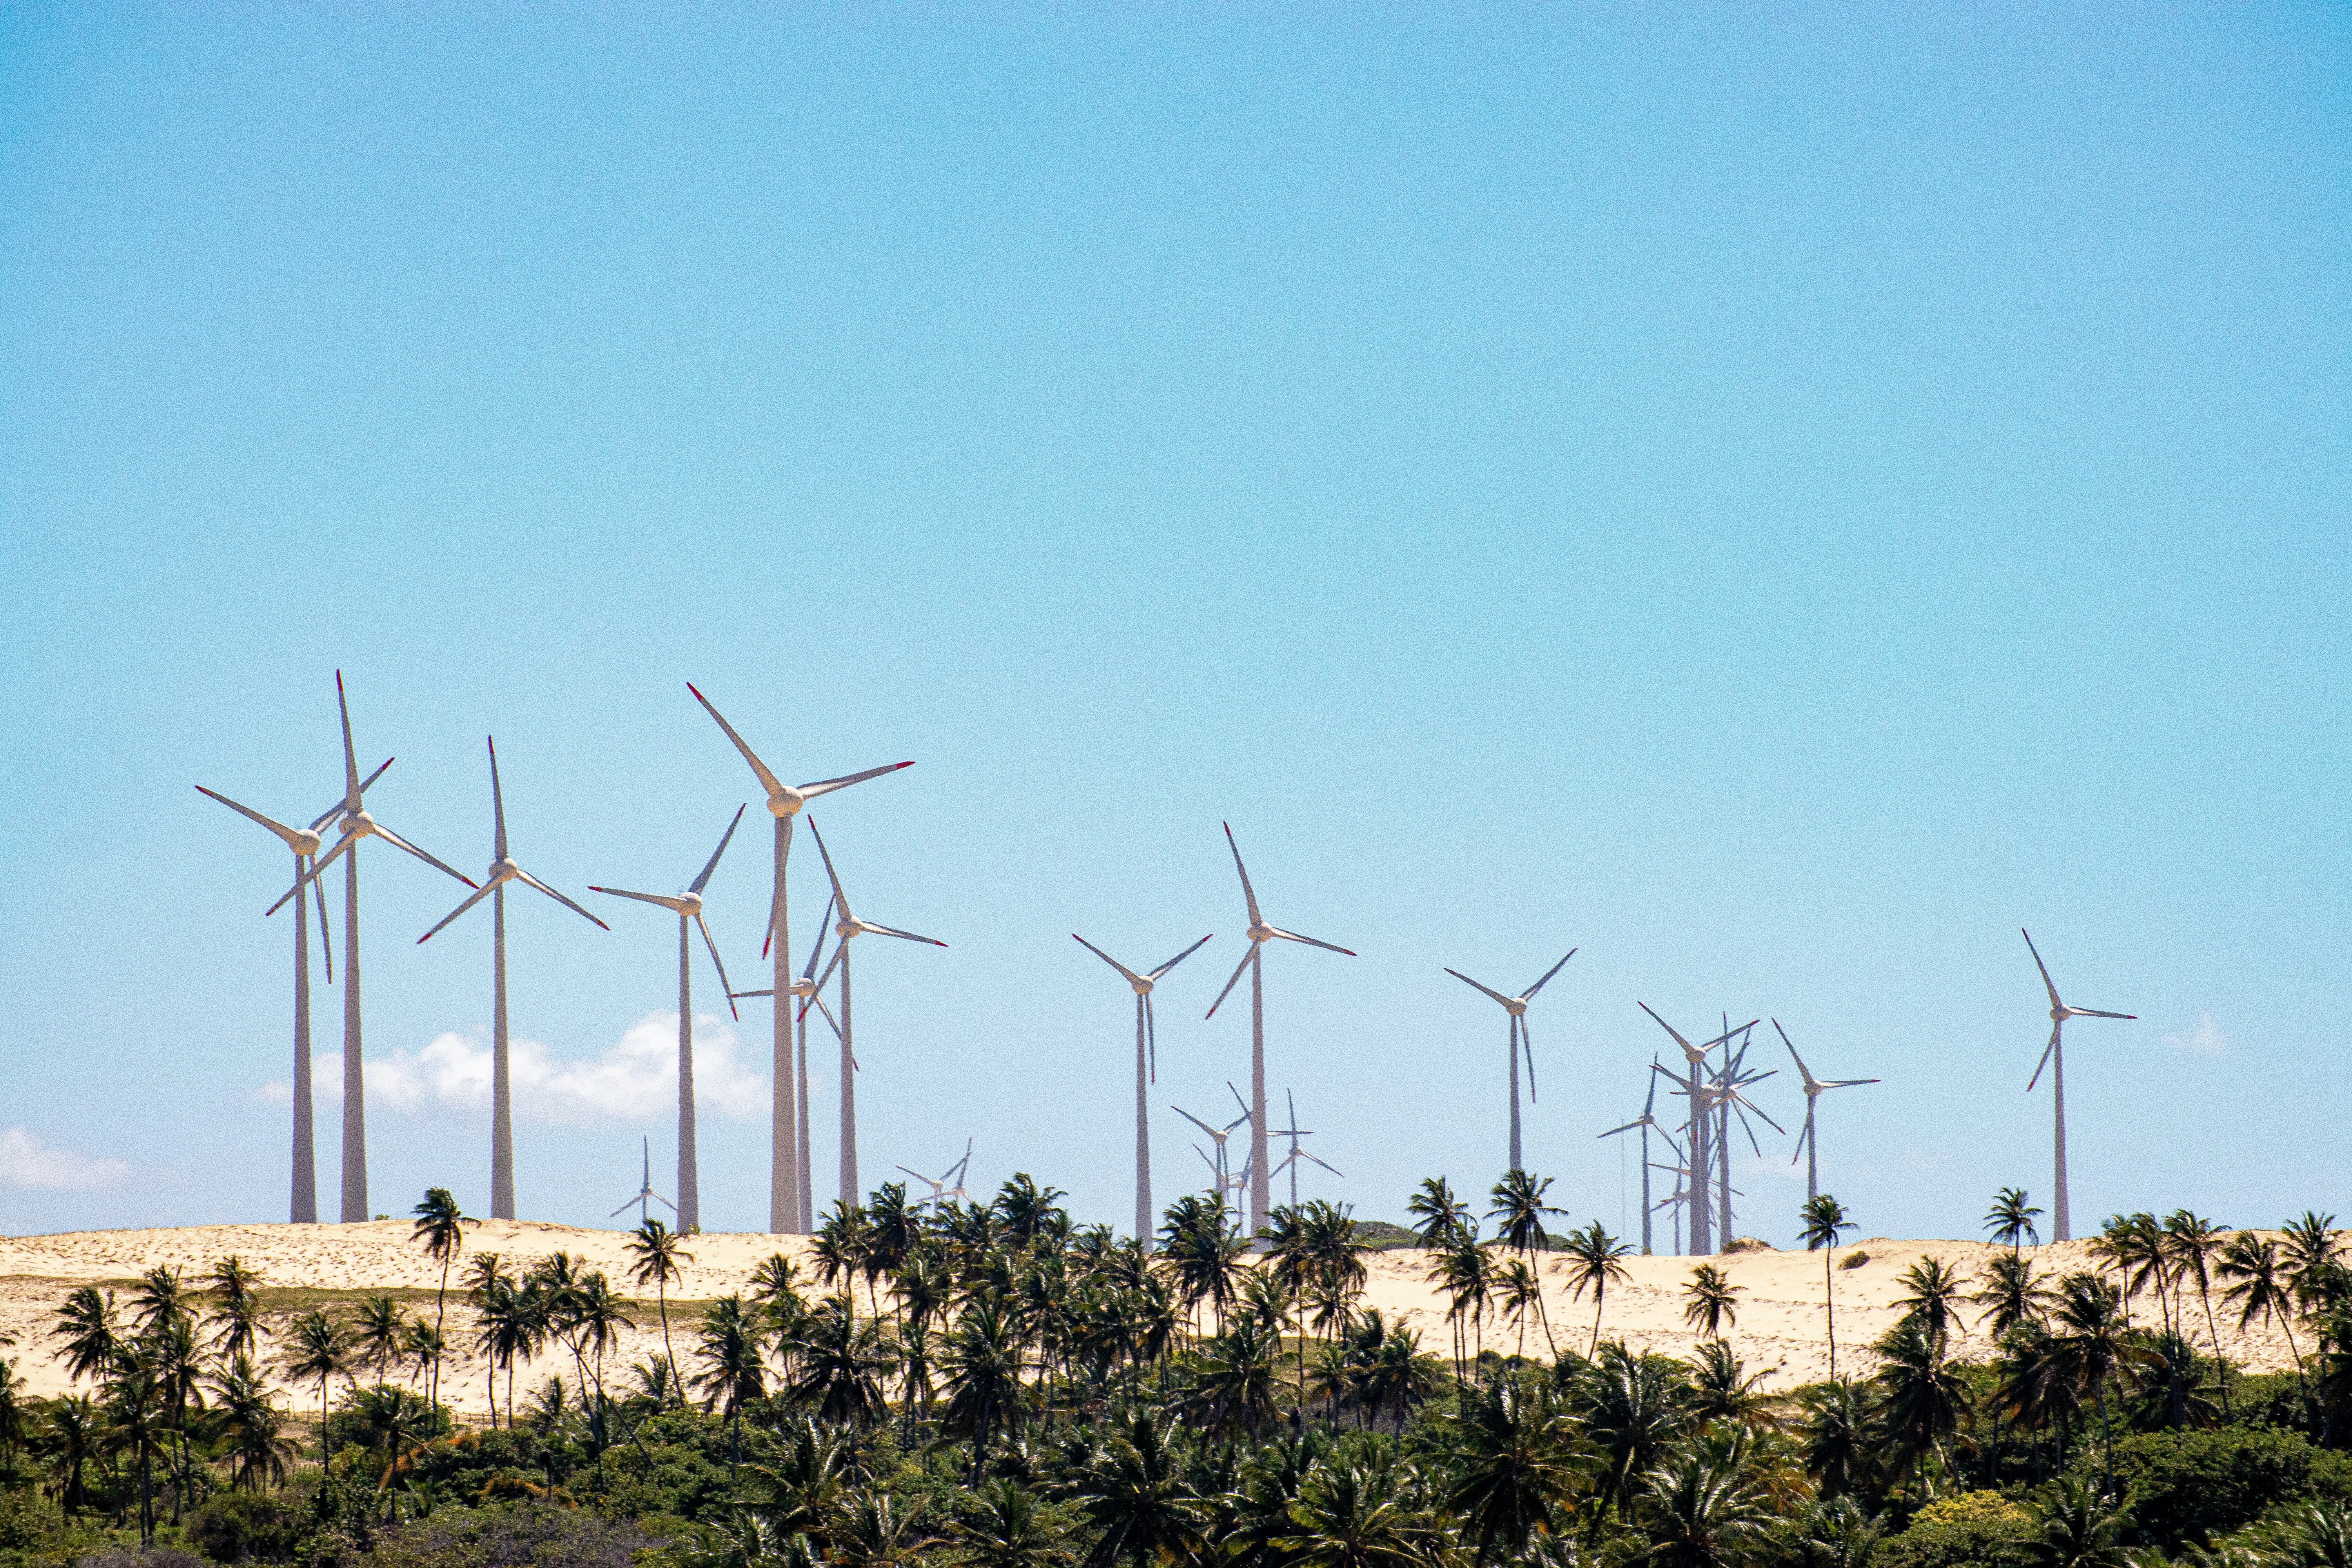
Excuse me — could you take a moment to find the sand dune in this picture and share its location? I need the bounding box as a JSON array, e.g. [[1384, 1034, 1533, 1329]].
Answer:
[[0, 1223, 2303, 1416]]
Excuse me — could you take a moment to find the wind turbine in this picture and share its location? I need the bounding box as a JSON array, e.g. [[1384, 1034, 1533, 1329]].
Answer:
[[1173, 1093, 1252, 1230], [1205, 824, 1354, 1236], [1636, 1007, 1748, 1255], [1598, 1061, 1667, 1254], [1267, 1088, 1343, 1209], [1443, 950, 1575, 1173], [1775, 1020, 1878, 1205], [688, 682, 912, 1234], [611, 1137, 677, 1228], [1706, 1033, 1782, 1249], [281, 673, 475, 1222], [733, 895, 842, 1232], [196, 762, 385, 1223], [588, 804, 748, 1235], [801, 817, 946, 1206], [418, 738, 610, 1220], [2022, 928, 2136, 1242], [1073, 931, 1214, 1248], [896, 1141, 972, 1212]]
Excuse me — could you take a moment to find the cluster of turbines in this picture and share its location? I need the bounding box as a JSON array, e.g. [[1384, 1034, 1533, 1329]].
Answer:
[[196, 675, 2138, 1249]]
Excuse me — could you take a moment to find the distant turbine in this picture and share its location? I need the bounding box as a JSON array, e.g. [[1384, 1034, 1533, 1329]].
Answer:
[[1444, 950, 1575, 1172], [1073, 931, 1214, 1248], [1172, 1089, 1252, 1231], [197, 762, 386, 1222], [1775, 1020, 1878, 1204], [732, 895, 842, 1232], [1598, 1060, 1666, 1255], [2022, 928, 2136, 1242], [418, 738, 609, 1220], [1635, 1006, 1749, 1255], [1205, 824, 1354, 1236], [1706, 1032, 1782, 1249], [688, 682, 912, 1234], [802, 817, 946, 1205], [897, 1140, 973, 1212], [1267, 1088, 1343, 1209], [589, 804, 749, 1235], [282, 673, 474, 1222], [611, 1136, 677, 1228]]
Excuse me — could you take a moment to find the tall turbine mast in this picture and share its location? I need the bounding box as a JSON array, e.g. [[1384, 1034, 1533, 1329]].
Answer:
[[1775, 1019, 1878, 1205], [283, 673, 474, 1222], [1205, 824, 1353, 1238], [1268, 1087, 1343, 1209], [2022, 928, 2136, 1241], [589, 803, 748, 1234], [1598, 1060, 1665, 1254], [1444, 951, 1575, 1173], [1637, 1007, 1745, 1254], [687, 683, 911, 1234], [1074, 931, 1214, 1248]]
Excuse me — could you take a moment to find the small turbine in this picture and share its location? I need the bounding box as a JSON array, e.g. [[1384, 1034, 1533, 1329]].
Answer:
[[2022, 928, 2136, 1242], [1073, 931, 1214, 1249], [1775, 1020, 1878, 1205], [1444, 949, 1575, 1173]]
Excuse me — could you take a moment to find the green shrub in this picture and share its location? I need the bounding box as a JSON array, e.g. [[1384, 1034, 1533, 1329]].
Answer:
[[1876, 1490, 2038, 1568], [189, 1490, 305, 1563], [2085, 1426, 2352, 1550]]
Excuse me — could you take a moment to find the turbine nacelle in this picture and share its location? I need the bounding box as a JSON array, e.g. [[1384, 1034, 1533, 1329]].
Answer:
[[764, 786, 807, 818], [485, 856, 523, 887], [1245, 921, 1276, 944], [287, 826, 325, 857]]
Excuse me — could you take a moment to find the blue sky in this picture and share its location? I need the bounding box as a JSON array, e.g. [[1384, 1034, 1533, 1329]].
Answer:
[[2, 4, 2346, 1247]]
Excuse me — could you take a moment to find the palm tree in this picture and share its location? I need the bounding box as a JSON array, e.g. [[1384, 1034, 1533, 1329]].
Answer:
[[1681, 1265, 1742, 1343], [1561, 1221, 1635, 1357], [2283, 1212, 2345, 1314], [40, 1394, 100, 1515], [470, 1276, 538, 1427], [48, 1286, 121, 1385], [1430, 1227, 1495, 1378], [1407, 1176, 1470, 1248], [130, 1264, 193, 1337], [740, 1414, 852, 1546], [1446, 1376, 1583, 1561], [1891, 1257, 1967, 1358], [206, 1255, 267, 1360], [1072, 1406, 1201, 1568], [1975, 1252, 2054, 1340], [147, 1312, 209, 1521], [833, 1492, 945, 1568], [994, 1172, 1069, 1251], [1489, 1170, 1566, 1258], [625, 1217, 694, 1401], [273, 1308, 352, 1458], [571, 1270, 635, 1402], [2221, 1231, 2310, 1416], [2164, 1210, 2232, 1419], [1985, 1188, 2042, 1255], [210, 1353, 298, 1491], [952, 1478, 1072, 1568], [2029, 1475, 2130, 1568], [1798, 1196, 1856, 1379], [1496, 1259, 1552, 1360], [1688, 1340, 1777, 1430], [788, 1296, 896, 1428], [104, 1353, 171, 1545], [690, 1294, 768, 1469], [1576, 1340, 1689, 1519], [2043, 1271, 2148, 1484], [813, 1201, 876, 1321], [1872, 1316, 1968, 1499], [1279, 1461, 1447, 1568], [352, 1294, 409, 1384], [409, 1186, 474, 1410], [1795, 1379, 1878, 1501], [1637, 1441, 1775, 1568], [1159, 1194, 1246, 1334], [1190, 1317, 1285, 1439]]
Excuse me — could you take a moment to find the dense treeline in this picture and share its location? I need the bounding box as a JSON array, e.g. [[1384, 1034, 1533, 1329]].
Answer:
[[3, 1178, 2351, 1568]]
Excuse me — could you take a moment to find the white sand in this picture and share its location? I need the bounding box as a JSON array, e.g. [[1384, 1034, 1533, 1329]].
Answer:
[[0, 1224, 2301, 1416]]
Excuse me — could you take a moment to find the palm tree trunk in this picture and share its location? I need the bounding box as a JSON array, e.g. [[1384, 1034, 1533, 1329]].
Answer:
[[2201, 1287, 2232, 1419], [1824, 1252, 1838, 1381], [1589, 1290, 1604, 1358]]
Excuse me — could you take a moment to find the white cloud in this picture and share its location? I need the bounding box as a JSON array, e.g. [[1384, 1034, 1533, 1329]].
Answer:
[[259, 1013, 768, 1126], [2165, 1011, 2230, 1056], [0, 1127, 131, 1191]]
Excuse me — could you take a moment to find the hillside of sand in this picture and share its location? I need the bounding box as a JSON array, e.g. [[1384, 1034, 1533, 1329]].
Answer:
[[0, 1223, 2303, 1417]]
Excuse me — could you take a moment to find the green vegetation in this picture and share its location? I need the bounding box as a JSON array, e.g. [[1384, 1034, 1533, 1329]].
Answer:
[[2, 1187, 2349, 1568]]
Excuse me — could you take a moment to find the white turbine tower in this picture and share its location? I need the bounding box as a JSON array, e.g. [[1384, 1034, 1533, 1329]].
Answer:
[[1443, 950, 1575, 1173], [1267, 1088, 1343, 1209], [588, 804, 749, 1235], [197, 763, 385, 1223], [688, 683, 912, 1234], [418, 738, 610, 1220], [1598, 1061, 1666, 1254], [1073, 931, 1214, 1248], [802, 816, 946, 1207], [1775, 1020, 1878, 1204], [1205, 824, 1354, 1236], [282, 673, 474, 1222], [734, 895, 842, 1232], [612, 1137, 677, 1228], [2022, 928, 2136, 1242]]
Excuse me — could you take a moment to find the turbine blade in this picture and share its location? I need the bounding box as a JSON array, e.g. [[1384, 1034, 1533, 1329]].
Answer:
[[799, 942, 844, 1020], [804, 817, 853, 921], [1642, 1058, 1658, 1116], [1145, 995, 1158, 1083], [1445, 968, 1517, 1009], [2022, 928, 2064, 1011], [2074, 1008, 2137, 1020], [1147, 933, 1216, 980], [1221, 823, 1263, 927], [1792, 1114, 1813, 1166], [1823, 1077, 1880, 1089], [1521, 948, 1577, 1000], [861, 920, 945, 947], [690, 804, 748, 895], [731, 989, 777, 1000], [1772, 1018, 1822, 1092], [1302, 1151, 1344, 1176], [1172, 1105, 1218, 1138], [418, 882, 498, 943], [686, 683, 788, 799], [1072, 933, 1147, 986], [2027, 1024, 2060, 1091], [1204, 944, 1254, 1019], [370, 824, 478, 888], [1519, 1014, 1539, 1102], [194, 787, 307, 851], [486, 737, 508, 861], [1268, 926, 1354, 956], [1599, 1119, 1645, 1139], [796, 760, 916, 799], [515, 869, 611, 929], [312, 757, 393, 831], [314, 867, 334, 982], [1639, 1001, 1702, 1061], [590, 886, 692, 912], [696, 915, 737, 1019], [800, 894, 836, 981], [813, 994, 844, 1042], [270, 833, 352, 913], [335, 670, 361, 810]]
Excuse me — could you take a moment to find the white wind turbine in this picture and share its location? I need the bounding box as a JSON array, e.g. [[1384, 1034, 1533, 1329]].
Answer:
[[1173, 1091, 1252, 1231], [1205, 824, 1354, 1236], [197, 760, 387, 1223], [733, 895, 843, 1232], [1443, 950, 1575, 1173], [280, 673, 475, 1222], [1073, 931, 1214, 1248], [1597, 1061, 1667, 1255], [1774, 1020, 1878, 1205], [897, 1140, 973, 1212], [1267, 1088, 1343, 1209], [588, 804, 749, 1236], [689, 683, 912, 1234], [611, 1137, 677, 1228], [802, 816, 946, 1207], [2022, 928, 2136, 1242], [417, 738, 610, 1220], [1636, 1005, 1747, 1255]]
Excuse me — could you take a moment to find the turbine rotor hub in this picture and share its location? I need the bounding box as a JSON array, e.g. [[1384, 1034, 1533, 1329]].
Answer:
[[1131, 978, 1154, 995], [1504, 999, 1528, 1017], [767, 787, 806, 818], [788, 978, 816, 997], [488, 857, 521, 884], [289, 828, 323, 857], [343, 809, 377, 838], [1246, 922, 1275, 944], [677, 891, 702, 917]]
